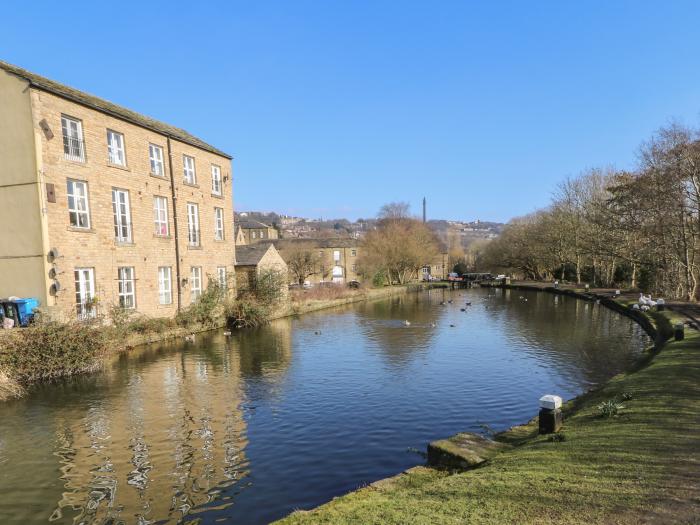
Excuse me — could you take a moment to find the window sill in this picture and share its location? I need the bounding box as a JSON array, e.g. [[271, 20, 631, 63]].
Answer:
[[115, 241, 135, 247], [214, 238, 226, 243], [187, 245, 203, 250], [107, 162, 130, 171], [67, 226, 95, 233], [211, 193, 223, 199], [153, 234, 172, 240], [183, 182, 199, 189], [149, 172, 168, 180], [63, 156, 87, 165]]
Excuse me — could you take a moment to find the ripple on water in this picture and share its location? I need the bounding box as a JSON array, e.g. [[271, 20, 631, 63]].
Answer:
[[0, 288, 648, 525]]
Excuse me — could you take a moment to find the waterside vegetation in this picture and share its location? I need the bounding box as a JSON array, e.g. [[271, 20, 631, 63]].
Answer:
[[0, 274, 438, 400], [482, 123, 700, 301]]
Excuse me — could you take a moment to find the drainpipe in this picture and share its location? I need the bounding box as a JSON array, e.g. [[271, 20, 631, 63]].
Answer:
[[166, 137, 182, 312]]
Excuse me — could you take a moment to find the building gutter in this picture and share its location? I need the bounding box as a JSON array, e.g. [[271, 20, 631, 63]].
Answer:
[[166, 137, 182, 312]]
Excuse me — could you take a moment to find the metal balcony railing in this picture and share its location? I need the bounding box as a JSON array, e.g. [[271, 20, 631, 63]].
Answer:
[[63, 135, 85, 162], [188, 228, 201, 246]]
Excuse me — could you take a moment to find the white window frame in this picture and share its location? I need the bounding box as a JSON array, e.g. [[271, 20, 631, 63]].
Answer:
[[158, 267, 172, 305], [333, 250, 341, 262], [74, 268, 96, 320], [107, 130, 126, 166], [190, 266, 202, 301], [153, 196, 169, 236], [61, 115, 85, 162], [211, 165, 222, 195], [187, 203, 200, 246], [217, 266, 227, 288], [112, 188, 132, 243], [149, 144, 165, 176], [117, 267, 136, 309], [214, 207, 224, 240], [183, 155, 196, 184], [67, 179, 91, 229]]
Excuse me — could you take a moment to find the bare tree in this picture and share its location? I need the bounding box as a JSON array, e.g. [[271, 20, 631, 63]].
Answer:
[[378, 201, 411, 221], [286, 243, 321, 285], [359, 215, 440, 285]]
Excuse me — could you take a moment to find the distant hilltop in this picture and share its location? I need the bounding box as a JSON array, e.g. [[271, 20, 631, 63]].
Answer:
[[234, 211, 503, 245]]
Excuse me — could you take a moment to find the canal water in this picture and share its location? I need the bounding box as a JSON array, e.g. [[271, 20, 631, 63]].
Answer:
[[0, 288, 649, 524]]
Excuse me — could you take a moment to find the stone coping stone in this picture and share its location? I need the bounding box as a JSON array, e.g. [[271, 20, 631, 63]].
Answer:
[[427, 432, 511, 470]]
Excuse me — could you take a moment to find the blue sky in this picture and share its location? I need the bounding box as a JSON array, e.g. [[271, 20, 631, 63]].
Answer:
[[2, 1, 700, 222]]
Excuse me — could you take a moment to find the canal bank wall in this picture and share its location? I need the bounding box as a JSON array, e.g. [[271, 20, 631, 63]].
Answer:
[[277, 284, 699, 524]]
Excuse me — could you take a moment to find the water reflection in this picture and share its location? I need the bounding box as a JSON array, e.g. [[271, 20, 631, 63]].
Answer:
[[0, 289, 648, 525], [356, 292, 444, 366], [47, 334, 253, 524]]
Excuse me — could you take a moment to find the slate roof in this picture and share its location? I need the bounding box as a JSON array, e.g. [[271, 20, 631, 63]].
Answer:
[[271, 238, 359, 250], [235, 243, 275, 266], [236, 218, 273, 230], [0, 60, 231, 159]]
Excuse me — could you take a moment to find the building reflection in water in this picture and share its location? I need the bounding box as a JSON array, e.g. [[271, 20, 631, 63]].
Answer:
[[46, 323, 292, 524]]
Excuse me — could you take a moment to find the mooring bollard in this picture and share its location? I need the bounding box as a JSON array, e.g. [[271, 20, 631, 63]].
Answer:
[[615, 289, 621, 296], [538, 395, 563, 434], [674, 323, 685, 341], [554, 281, 559, 289], [585, 284, 590, 291]]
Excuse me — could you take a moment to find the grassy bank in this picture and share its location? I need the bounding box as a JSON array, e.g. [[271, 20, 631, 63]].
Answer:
[[277, 290, 699, 524]]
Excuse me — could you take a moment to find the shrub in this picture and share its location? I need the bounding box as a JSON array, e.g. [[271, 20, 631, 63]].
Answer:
[[108, 303, 134, 328], [225, 297, 270, 329], [0, 321, 108, 383], [176, 278, 229, 327], [372, 272, 387, 288], [126, 315, 175, 334], [548, 432, 567, 442], [597, 400, 624, 418], [250, 268, 287, 306]]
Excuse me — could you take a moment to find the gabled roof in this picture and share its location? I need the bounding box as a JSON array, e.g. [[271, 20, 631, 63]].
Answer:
[[236, 218, 273, 230], [0, 60, 231, 159], [271, 237, 359, 249], [235, 243, 276, 266]]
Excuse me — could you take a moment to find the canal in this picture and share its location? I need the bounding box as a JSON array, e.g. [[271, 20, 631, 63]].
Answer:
[[0, 288, 649, 524]]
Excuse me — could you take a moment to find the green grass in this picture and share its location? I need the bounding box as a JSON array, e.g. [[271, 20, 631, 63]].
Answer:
[[277, 312, 700, 524]]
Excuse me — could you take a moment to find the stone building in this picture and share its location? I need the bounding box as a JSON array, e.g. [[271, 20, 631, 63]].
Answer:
[[272, 238, 362, 285], [0, 61, 235, 320], [234, 217, 279, 245], [234, 243, 288, 294], [420, 252, 450, 280]]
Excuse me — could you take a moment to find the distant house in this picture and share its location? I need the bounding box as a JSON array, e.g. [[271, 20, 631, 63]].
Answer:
[[272, 238, 362, 285], [234, 243, 288, 294], [235, 218, 279, 245], [421, 252, 450, 281]]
